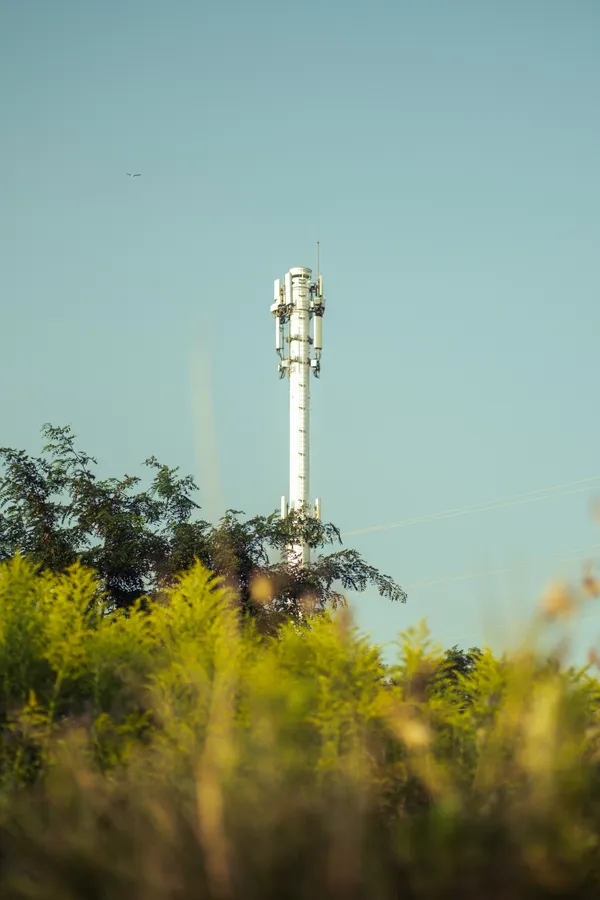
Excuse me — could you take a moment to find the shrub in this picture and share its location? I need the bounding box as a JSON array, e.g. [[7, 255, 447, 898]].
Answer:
[[0, 556, 599, 898]]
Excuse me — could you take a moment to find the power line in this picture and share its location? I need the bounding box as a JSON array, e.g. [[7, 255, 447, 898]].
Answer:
[[342, 475, 600, 538], [402, 542, 600, 591]]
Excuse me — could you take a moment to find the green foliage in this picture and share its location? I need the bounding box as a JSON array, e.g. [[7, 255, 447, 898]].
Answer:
[[0, 558, 599, 897], [0, 425, 406, 621]]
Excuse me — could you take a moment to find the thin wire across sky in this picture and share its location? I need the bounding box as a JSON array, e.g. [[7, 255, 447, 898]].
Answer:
[[341, 475, 600, 593], [342, 475, 600, 538]]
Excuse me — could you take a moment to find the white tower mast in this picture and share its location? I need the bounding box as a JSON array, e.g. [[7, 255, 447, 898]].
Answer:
[[271, 253, 326, 565]]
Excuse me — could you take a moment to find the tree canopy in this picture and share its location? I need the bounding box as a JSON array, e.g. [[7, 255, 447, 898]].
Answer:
[[0, 424, 406, 625]]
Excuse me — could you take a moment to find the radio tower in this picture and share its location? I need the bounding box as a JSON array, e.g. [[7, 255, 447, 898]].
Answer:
[[270, 248, 326, 565]]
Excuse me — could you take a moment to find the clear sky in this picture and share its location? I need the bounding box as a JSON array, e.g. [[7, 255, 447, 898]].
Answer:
[[2, 0, 600, 662]]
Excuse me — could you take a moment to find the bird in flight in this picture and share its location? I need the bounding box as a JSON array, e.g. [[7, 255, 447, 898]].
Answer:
[[127, 172, 141, 177]]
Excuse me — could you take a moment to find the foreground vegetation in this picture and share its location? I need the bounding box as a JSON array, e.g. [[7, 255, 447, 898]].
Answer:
[[0, 555, 599, 898]]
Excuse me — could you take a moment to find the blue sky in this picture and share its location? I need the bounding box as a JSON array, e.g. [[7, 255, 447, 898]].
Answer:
[[2, 0, 600, 662]]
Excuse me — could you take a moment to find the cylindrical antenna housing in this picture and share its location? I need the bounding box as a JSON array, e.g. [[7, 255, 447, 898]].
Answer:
[[313, 315, 323, 351], [284, 272, 293, 307]]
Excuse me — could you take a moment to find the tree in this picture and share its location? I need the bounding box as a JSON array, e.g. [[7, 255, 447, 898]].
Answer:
[[429, 645, 483, 707], [0, 425, 406, 623], [436, 645, 482, 683]]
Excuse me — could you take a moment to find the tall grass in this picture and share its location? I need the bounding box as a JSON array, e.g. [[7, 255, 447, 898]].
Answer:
[[0, 555, 599, 898]]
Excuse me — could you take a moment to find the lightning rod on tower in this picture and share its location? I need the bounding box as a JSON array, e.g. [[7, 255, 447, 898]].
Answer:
[[270, 249, 326, 565]]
